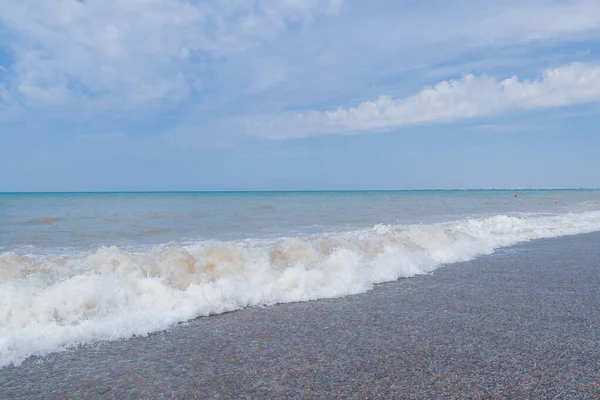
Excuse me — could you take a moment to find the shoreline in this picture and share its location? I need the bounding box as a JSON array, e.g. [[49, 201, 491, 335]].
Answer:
[[2, 232, 600, 399]]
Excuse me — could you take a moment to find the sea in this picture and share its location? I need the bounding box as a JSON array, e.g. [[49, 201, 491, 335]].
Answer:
[[2, 189, 600, 367]]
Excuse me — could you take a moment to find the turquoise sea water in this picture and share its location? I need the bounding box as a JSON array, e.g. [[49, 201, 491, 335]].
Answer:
[[2, 189, 600, 367], [2, 190, 599, 252]]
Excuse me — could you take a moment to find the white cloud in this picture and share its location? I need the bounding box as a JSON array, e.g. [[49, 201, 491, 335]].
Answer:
[[1, 0, 600, 127], [0, 0, 342, 110], [441, 0, 600, 46], [0, 83, 11, 103], [165, 0, 600, 139], [249, 62, 600, 139], [0, 82, 23, 122]]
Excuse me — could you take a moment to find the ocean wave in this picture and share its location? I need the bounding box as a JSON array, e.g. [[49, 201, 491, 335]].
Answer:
[[2, 211, 600, 367]]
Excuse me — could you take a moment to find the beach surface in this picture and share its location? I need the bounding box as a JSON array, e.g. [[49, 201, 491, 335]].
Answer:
[[2, 232, 599, 399]]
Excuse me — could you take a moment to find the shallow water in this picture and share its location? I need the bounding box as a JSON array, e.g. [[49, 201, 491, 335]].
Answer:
[[1, 189, 600, 367], [2, 190, 598, 251]]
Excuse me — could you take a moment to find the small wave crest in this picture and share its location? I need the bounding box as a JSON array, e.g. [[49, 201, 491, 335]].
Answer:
[[2, 211, 600, 367]]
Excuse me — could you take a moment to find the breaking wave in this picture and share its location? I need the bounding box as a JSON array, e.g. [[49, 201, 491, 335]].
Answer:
[[2, 211, 600, 367]]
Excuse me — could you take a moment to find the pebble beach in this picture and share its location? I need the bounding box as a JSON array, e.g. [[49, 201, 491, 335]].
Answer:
[[2, 232, 599, 399]]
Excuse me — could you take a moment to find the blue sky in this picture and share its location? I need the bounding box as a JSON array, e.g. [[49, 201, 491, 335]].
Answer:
[[1, 0, 600, 191]]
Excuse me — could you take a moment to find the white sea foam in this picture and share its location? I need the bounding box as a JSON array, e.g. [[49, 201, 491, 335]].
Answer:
[[2, 211, 600, 367]]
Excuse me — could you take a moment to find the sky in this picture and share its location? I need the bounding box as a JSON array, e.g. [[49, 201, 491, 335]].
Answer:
[[1, 0, 600, 191]]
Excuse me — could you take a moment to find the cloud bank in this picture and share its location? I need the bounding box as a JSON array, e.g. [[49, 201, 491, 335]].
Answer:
[[1, 0, 600, 141], [252, 62, 600, 139], [0, 0, 342, 110]]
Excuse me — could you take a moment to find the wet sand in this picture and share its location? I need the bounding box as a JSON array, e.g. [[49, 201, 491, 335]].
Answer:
[[2, 233, 600, 399]]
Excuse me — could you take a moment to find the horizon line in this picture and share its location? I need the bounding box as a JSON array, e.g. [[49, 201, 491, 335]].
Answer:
[[1, 188, 599, 194]]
